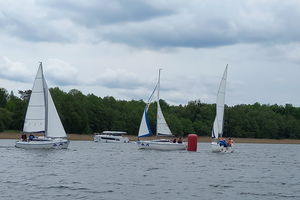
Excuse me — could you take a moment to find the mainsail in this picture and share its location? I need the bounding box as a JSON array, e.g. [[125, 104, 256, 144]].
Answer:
[[23, 64, 46, 133], [212, 65, 228, 139], [156, 69, 172, 136], [156, 102, 172, 136]]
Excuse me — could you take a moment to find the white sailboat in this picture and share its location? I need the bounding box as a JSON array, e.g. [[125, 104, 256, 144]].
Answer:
[[137, 69, 186, 150], [15, 62, 69, 149], [211, 65, 233, 153]]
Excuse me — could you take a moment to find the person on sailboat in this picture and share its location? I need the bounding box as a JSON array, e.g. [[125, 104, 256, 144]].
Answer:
[[172, 138, 177, 143], [21, 133, 27, 141], [29, 134, 35, 141], [227, 138, 234, 147], [219, 137, 228, 147], [177, 137, 183, 143]]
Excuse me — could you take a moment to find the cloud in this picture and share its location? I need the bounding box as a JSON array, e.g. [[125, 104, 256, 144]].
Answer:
[[1, 1, 300, 106], [0, 1, 82, 43], [100, 0, 300, 48], [94, 68, 151, 89], [276, 43, 300, 65], [0, 56, 33, 82], [42, 0, 173, 26], [44, 59, 81, 86], [0, 57, 82, 87], [1, 0, 300, 48]]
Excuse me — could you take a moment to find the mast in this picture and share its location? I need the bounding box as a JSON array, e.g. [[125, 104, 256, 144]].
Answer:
[[157, 68, 161, 102], [40, 62, 48, 137], [221, 64, 228, 137], [156, 68, 162, 136]]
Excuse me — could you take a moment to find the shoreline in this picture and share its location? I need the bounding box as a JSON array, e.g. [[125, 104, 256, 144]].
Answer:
[[1, 132, 300, 144]]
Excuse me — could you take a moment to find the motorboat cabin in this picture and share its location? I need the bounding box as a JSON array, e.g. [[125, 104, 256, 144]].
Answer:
[[94, 131, 129, 143]]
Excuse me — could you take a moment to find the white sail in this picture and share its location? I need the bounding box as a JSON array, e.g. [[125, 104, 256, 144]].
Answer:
[[156, 69, 172, 136], [212, 115, 219, 139], [23, 65, 46, 133], [157, 101, 172, 136], [212, 65, 228, 138], [45, 82, 67, 138], [138, 104, 152, 137]]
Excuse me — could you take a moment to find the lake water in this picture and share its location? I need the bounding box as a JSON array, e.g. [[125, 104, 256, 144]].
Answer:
[[0, 140, 299, 200]]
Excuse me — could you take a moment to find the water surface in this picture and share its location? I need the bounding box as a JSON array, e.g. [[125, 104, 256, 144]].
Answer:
[[0, 140, 299, 200]]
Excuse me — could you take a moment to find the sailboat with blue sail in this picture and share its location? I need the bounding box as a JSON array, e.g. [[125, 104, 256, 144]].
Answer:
[[137, 69, 186, 150]]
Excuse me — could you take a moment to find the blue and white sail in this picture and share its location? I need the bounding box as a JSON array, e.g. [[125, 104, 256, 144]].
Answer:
[[138, 69, 172, 137], [138, 103, 152, 137], [138, 83, 157, 137], [212, 65, 228, 139]]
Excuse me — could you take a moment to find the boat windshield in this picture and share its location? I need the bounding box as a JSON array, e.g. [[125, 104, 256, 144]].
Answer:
[[100, 137, 120, 141], [95, 131, 127, 136], [151, 139, 170, 142]]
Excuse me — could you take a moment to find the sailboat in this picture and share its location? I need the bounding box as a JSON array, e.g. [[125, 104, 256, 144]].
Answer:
[[15, 62, 69, 149], [136, 69, 186, 150], [211, 65, 233, 153]]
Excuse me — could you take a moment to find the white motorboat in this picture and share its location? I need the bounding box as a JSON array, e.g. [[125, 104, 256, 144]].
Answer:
[[137, 69, 186, 150], [94, 131, 129, 143], [15, 62, 69, 149]]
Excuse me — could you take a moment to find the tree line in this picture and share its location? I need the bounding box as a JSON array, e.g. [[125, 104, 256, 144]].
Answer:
[[0, 87, 300, 139]]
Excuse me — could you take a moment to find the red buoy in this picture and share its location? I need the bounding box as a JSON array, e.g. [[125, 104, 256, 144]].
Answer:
[[187, 134, 198, 151]]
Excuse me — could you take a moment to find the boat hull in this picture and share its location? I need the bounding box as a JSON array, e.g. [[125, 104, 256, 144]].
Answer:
[[211, 142, 233, 153], [15, 138, 69, 149], [137, 140, 186, 150]]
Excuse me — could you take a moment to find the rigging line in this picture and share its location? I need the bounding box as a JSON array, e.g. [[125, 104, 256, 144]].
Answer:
[[147, 83, 158, 103]]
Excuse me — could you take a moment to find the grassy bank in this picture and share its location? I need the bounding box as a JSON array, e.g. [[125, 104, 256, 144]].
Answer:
[[1, 131, 300, 144]]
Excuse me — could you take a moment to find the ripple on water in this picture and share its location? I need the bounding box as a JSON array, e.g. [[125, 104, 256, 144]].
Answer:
[[0, 141, 299, 200]]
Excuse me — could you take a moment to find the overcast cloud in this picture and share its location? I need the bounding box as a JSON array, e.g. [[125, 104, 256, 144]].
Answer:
[[0, 0, 299, 106]]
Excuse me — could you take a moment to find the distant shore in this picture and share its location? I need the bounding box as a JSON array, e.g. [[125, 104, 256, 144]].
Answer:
[[1, 132, 300, 144]]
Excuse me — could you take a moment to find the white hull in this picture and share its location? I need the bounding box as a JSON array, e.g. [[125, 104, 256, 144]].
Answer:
[[94, 135, 129, 143], [211, 142, 233, 153], [137, 140, 186, 150], [15, 138, 69, 149]]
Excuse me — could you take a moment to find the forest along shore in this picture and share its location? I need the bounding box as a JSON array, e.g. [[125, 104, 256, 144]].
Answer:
[[1, 132, 300, 144]]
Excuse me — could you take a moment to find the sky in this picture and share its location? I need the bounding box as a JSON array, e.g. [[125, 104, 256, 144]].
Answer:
[[0, 0, 300, 106]]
